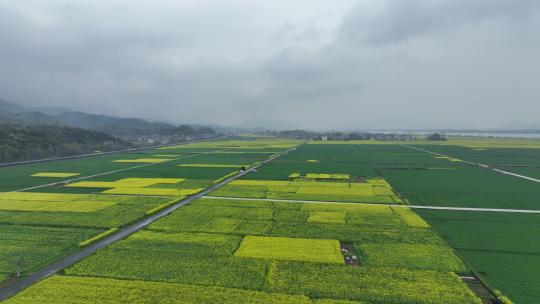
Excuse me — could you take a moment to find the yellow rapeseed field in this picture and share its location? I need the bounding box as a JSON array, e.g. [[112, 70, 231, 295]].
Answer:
[[31, 172, 80, 178], [102, 187, 202, 196], [0, 200, 116, 213], [234, 236, 343, 264], [112, 158, 169, 163]]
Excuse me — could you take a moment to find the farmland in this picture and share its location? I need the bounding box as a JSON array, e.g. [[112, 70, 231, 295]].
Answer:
[[1, 137, 538, 303], [0, 138, 294, 287]]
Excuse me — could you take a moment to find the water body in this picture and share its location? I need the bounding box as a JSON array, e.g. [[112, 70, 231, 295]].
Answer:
[[366, 130, 540, 139]]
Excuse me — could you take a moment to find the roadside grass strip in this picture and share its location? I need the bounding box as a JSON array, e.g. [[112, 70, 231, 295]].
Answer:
[[179, 164, 245, 168], [31, 172, 80, 178], [79, 228, 119, 247], [102, 187, 202, 196], [0, 200, 116, 213], [234, 236, 343, 264], [2, 275, 313, 304], [358, 243, 468, 273], [288, 173, 301, 178], [145, 197, 185, 215], [213, 171, 239, 184], [112, 158, 169, 163]]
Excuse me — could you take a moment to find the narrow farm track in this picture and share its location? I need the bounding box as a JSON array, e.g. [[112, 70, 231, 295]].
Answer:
[[0, 145, 301, 301], [203, 196, 540, 214], [400, 144, 540, 184]]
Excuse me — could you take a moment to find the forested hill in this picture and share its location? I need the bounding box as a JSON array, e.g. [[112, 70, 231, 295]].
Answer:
[[0, 99, 218, 138], [0, 124, 132, 163]]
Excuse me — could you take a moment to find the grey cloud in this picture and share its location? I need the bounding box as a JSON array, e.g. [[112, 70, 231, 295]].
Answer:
[[0, 0, 539, 130], [337, 0, 540, 46]]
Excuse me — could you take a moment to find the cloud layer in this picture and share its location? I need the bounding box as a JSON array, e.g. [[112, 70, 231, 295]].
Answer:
[[1, 0, 539, 129]]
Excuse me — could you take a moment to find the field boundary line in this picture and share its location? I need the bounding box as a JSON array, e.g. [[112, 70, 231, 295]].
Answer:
[[0, 144, 301, 301], [202, 196, 540, 214], [400, 144, 540, 184]]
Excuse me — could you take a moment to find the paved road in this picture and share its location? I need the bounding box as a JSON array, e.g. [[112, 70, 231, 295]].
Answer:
[[0, 145, 300, 301], [203, 196, 540, 214], [400, 144, 540, 184]]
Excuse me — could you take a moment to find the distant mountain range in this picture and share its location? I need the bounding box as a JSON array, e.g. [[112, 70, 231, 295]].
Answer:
[[0, 99, 216, 137], [0, 99, 221, 163]]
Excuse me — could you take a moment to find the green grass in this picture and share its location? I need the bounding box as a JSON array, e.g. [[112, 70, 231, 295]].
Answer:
[[79, 228, 119, 247], [418, 209, 540, 303]]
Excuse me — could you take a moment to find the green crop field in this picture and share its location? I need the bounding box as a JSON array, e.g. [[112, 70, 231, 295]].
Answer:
[[2, 137, 539, 303]]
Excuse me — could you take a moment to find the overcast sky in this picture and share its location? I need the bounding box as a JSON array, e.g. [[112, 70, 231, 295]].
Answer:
[[1, 0, 539, 130]]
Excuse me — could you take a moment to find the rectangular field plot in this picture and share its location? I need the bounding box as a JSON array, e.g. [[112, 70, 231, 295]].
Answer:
[[112, 158, 170, 163], [3, 275, 312, 304], [456, 250, 540, 304], [234, 236, 343, 264], [417, 209, 540, 304], [212, 177, 403, 204], [65, 236, 269, 290], [0, 194, 171, 228], [102, 187, 202, 196], [31, 172, 80, 178], [358, 243, 467, 273], [268, 262, 481, 304], [0, 199, 116, 212]]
